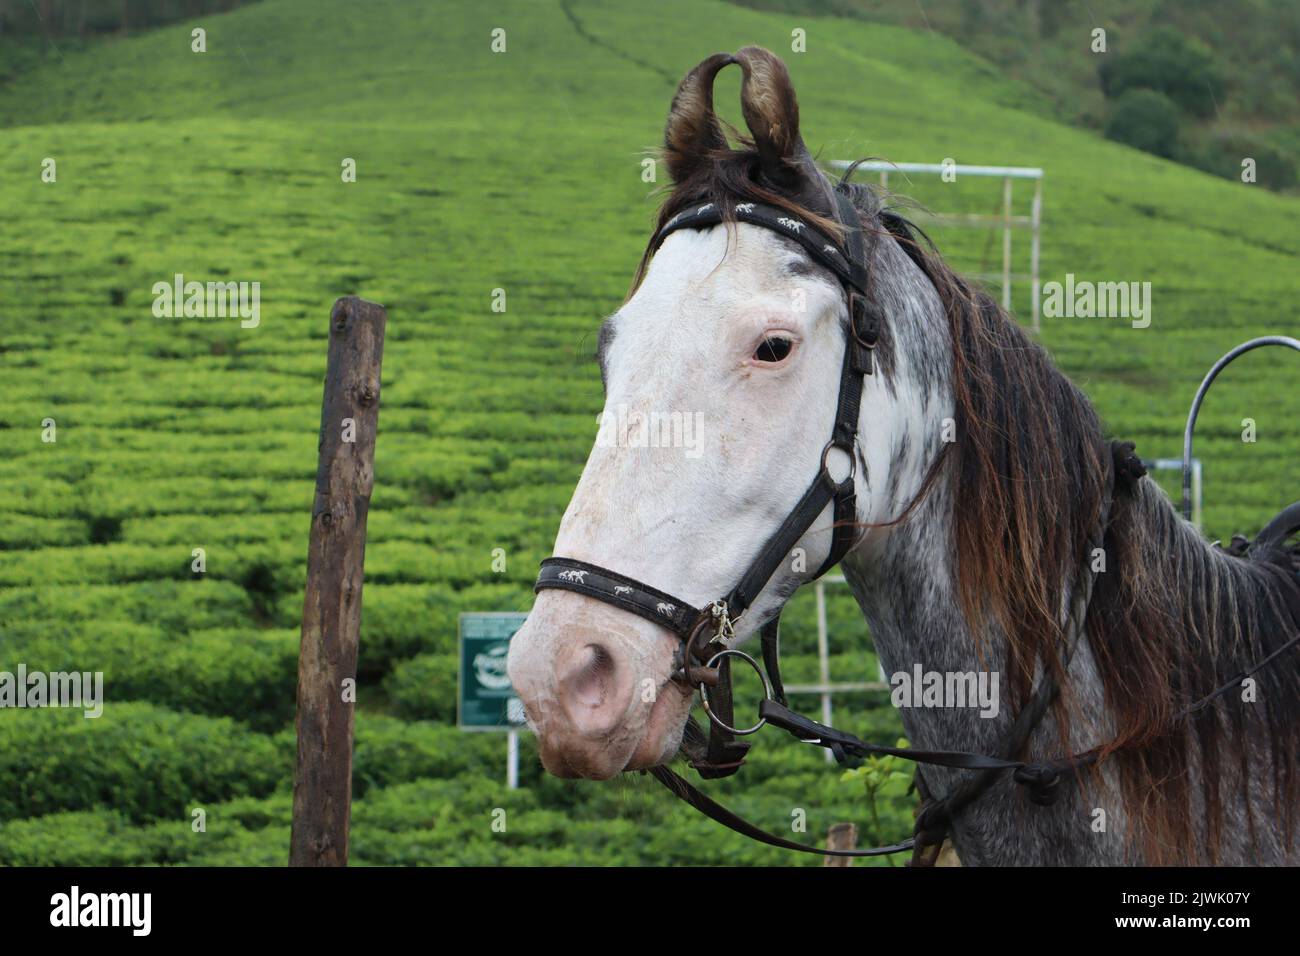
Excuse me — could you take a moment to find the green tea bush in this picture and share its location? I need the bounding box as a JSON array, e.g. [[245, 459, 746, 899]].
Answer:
[[355, 582, 527, 676], [0, 513, 90, 550], [0, 580, 254, 633], [181, 824, 293, 866], [0, 792, 295, 866], [2, 623, 298, 731], [352, 716, 501, 796], [383, 653, 457, 722], [0, 703, 288, 823], [0, 810, 157, 866]]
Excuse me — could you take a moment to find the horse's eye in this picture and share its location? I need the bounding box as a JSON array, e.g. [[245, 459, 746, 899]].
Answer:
[[754, 336, 793, 363]]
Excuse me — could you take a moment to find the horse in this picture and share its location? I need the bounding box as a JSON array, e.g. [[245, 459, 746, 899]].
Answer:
[[507, 46, 1300, 865]]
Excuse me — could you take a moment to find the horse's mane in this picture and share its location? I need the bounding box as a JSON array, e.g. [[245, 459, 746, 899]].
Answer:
[[873, 192, 1300, 862], [638, 144, 1300, 863]]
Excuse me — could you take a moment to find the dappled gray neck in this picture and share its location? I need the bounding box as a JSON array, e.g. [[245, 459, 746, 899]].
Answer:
[[868, 221, 952, 405], [840, 233, 1018, 768], [841, 481, 1012, 754]]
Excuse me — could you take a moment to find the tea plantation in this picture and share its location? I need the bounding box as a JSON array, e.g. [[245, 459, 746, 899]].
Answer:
[[0, 0, 1296, 865]]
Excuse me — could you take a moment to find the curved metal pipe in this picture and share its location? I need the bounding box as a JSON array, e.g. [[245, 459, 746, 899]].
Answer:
[[1182, 336, 1300, 520]]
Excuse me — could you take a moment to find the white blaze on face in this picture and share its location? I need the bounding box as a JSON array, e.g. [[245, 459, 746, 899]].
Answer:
[[507, 223, 879, 779]]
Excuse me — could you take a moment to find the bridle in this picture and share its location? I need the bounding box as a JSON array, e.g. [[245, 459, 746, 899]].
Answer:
[[533, 185, 1300, 864], [539, 189, 877, 651], [532, 185, 1075, 863], [532, 184, 983, 862], [537, 185, 879, 772]]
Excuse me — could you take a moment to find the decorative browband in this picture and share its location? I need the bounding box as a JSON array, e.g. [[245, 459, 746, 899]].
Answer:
[[652, 199, 868, 295]]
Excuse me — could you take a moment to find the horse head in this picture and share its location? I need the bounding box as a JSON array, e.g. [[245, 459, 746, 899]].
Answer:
[[507, 47, 946, 779]]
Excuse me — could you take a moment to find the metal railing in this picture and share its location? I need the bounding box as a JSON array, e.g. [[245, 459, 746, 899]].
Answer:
[[829, 160, 1045, 332]]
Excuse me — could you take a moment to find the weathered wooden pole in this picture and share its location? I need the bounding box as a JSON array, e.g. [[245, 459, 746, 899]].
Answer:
[[289, 296, 387, 866], [823, 823, 858, 866]]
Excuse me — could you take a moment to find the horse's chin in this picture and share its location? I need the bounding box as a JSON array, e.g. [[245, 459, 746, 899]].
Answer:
[[624, 681, 693, 771]]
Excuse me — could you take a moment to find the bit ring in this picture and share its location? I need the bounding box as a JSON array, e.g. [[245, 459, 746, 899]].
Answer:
[[698, 648, 772, 736]]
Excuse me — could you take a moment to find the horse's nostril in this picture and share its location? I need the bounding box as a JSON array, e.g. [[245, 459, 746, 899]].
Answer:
[[569, 643, 616, 709]]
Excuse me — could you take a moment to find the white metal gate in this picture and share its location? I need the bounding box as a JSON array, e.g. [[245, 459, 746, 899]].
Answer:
[[828, 160, 1045, 332]]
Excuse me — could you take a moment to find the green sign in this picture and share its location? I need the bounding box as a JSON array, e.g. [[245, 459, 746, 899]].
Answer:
[[458, 613, 528, 730]]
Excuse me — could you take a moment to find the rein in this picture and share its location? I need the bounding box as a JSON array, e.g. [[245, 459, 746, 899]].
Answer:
[[534, 188, 1300, 865]]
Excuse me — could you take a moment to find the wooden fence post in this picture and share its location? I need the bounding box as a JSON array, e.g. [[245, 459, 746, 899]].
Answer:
[[824, 822, 858, 866], [289, 296, 387, 866]]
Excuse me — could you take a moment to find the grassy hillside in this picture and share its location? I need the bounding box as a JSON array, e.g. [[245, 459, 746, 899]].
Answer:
[[738, 0, 1300, 188], [0, 0, 1296, 865]]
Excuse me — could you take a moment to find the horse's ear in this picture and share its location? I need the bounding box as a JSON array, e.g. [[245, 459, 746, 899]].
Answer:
[[734, 46, 816, 189], [663, 52, 735, 183]]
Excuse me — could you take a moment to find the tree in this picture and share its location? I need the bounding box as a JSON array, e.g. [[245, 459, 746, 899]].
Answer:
[[1104, 88, 1182, 159], [1099, 26, 1225, 119]]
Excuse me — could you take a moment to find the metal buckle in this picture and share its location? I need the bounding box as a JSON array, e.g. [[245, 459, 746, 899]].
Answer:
[[698, 648, 773, 736], [707, 600, 734, 643], [686, 600, 734, 657], [677, 601, 739, 687]]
